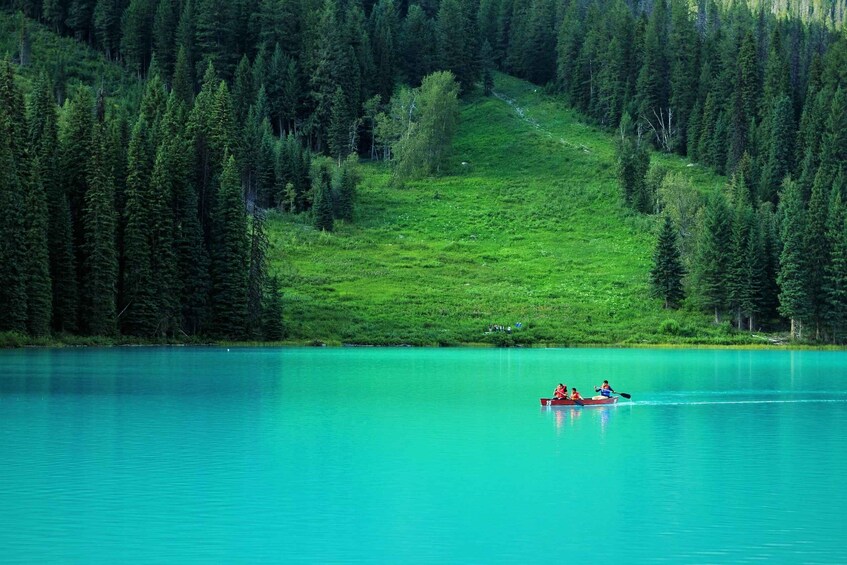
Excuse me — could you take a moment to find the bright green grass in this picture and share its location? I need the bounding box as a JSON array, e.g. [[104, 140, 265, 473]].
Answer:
[[1, 10, 139, 102], [269, 73, 758, 346]]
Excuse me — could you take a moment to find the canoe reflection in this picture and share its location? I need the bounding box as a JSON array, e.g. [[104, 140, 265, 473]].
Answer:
[[545, 404, 615, 432]]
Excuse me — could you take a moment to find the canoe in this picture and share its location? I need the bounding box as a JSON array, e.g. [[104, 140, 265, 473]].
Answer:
[[540, 396, 619, 406]]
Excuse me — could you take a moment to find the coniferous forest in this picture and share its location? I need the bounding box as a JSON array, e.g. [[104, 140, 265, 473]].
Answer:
[[1, 0, 847, 344]]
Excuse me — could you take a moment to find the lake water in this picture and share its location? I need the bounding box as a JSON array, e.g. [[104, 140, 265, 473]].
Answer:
[[1, 347, 846, 563]]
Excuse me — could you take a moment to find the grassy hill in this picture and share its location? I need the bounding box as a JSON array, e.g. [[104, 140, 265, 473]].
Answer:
[[269, 74, 754, 346], [1, 11, 138, 102]]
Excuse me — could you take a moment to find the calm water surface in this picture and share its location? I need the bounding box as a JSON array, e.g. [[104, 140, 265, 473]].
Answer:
[[1, 347, 846, 563]]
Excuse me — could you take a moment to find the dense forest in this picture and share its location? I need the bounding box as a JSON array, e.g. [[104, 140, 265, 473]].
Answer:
[[0, 0, 846, 343]]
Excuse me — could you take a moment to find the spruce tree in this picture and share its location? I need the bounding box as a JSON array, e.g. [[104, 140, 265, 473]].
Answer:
[[121, 116, 158, 336], [650, 215, 685, 309], [247, 207, 269, 338], [81, 123, 118, 336], [825, 175, 847, 343], [211, 155, 249, 339], [805, 171, 832, 340], [327, 86, 352, 164], [153, 0, 178, 79], [759, 95, 795, 203], [0, 112, 27, 333], [777, 178, 809, 340], [313, 162, 335, 232], [23, 159, 53, 337], [695, 191, 731, 323], [262, 274, 285, 340]]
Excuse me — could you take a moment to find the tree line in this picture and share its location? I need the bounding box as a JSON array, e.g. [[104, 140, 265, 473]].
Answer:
[[2, 0, 846, 343], [0, 54, 372, 340]]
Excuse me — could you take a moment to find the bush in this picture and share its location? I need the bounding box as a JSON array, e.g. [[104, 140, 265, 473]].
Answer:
[[660, 319, 681, 335]]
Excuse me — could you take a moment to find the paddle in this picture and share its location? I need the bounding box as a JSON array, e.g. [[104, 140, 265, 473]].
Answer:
[[572, 397, 584, 406], [615, 392, 631, 399]]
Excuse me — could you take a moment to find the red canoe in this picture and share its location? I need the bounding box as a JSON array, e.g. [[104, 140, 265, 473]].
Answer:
[[540, 396, 619, 406]]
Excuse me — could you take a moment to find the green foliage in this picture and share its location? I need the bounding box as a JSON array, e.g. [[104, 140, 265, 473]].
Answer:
[[615, 113, 652, 213], [777, 178, 809, 338], [650, 215, 685, 309], [211, 155, 249, 339]]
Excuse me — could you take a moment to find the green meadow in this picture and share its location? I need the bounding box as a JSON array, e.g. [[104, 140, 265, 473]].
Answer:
[[270, 74, 756, 346]]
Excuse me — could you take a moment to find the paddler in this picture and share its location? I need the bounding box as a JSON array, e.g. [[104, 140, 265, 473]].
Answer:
[[594, 380, 615, 398], [570, 387, 583, 401], [553, 383, 568, 399]]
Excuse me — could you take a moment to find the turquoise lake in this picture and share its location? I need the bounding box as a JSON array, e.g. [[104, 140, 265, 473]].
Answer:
[[1, 347, 846, 563]]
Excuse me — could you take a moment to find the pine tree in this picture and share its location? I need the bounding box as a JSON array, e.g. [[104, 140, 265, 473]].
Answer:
[[22, 158, 53, 337], [695, 191, 731, 323], [437, 0, 475, 92], [370, 0, 399, 104], [313, 161, 335, 231], [153, 0, 178, 80], [668, 0, 698, 152], [777, 178, 808, 340], [635, 0, 669, 130], [121, 116, 158, 336], [615, 113, 651, 213], [93, 0, 121, 59], [825, 175, 847, 343], [247, 207, 269, 338], [481, 39, 494, 96], [327, 86, 353, 164], [805, 171, 832, 340], [81, 122, 118, 336], [335, 156, 358, 222], [121, 0, 155, 77], [0, 110, 27, 333], [172, 46, 194, 104], [211, 155, 249, 339], [401, 4, 436, 86], [262, 274, 284, 340], [759, 95, 795, 203], [650, 214, 685, 309]]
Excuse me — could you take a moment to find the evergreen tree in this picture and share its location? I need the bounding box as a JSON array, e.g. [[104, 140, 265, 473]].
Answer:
[[370, 0, 399, 104], [437, 0, 476, 92], [335, 156, 358, 222], [81, 122, 118, 336], [401, 4, 436, 86], [93, 0, 121, 59], [247, 207, 269, 338], [615, 113, 651, 213], [635, 0, 669, 131], [30, 74, 77, 332], [153, 0, 177, 80], [650, 214, 685, 309], [121, 0, 155, 76], [211, 155, 249, 339], [172, 46, 195, 104], [481, 39, 494, 96], [805, 170, 832, 340], [695, 191, 731, 323], [668, 0, 698, 152], [121, 116, 158, 336], [327, 86, 353, 164], [777, 178, 808, 340], [0, 109, 27, 333], [824, 176, 847, 342], [759, 95, 795, 203], [313, 161, 335, 231], [22, 158, 53, 337], [262, 274, 284, 340]]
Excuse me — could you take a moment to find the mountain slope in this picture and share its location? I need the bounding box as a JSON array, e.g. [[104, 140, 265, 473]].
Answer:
[[269, 74, 741, 346]]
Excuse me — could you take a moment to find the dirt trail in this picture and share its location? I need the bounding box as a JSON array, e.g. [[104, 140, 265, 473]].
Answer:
[[492, 90, 591, 153]]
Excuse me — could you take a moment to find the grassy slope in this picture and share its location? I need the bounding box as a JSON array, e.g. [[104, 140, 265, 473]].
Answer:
[[1, 11, 138, 101], [270, 74, 750, 346]]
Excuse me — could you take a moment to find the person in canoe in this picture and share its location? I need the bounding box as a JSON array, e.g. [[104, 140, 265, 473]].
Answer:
[[570, 387, 583, 401], [553, 383, 568, 399], [594, 380, 615, 398]]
